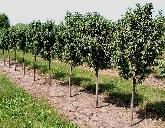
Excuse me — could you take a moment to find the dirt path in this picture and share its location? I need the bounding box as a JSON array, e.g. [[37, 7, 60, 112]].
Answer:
[[0, 61, 165, 128]]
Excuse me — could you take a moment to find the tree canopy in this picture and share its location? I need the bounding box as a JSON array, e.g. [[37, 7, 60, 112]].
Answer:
[[0, 13, 10, 30], [116, 3, 165, 82]]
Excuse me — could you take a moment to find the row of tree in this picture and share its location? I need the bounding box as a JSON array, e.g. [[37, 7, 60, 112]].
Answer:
[[0, 3, 165, 125]]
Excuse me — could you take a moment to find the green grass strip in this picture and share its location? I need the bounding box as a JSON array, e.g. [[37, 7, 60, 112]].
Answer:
[[0, 74, 78, 128]]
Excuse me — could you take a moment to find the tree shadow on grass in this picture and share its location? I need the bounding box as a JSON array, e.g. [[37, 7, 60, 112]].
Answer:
[[103, 92, 144, 108], [80, 82, 144, 108], [59, 76, 92, 87], [52, 71, 67, 80], [71, 76, 91, 86], [80, 83, 116, 94], [38, 64, 48, 74], [136, 101, 165, 121]]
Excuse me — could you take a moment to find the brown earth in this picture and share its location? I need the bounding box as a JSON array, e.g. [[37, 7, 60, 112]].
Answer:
[[99, 68, 165, 90], [0, 61, 165, 128], [80, 65, 165, 90], [143, 74, 165, 90]]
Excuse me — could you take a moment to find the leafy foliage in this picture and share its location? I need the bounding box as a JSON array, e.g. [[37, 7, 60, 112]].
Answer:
[[0, 13, 10, 50], [28, 21, 43, 56], [116, 3, 165, 83], [56, 12, 84, 66], [0, 13, 10, 29], [40, 20, 56, 61], [0, 29, 10, 50], [9, 26, 19, 50], [16, 25, 29, 53], [82, 12, 116, 71]]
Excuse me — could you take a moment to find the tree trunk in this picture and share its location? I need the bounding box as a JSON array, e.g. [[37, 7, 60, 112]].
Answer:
[[3, 49, 5, 66], [8, 49, 10, 68], [95, 69, 99, 108], [48, 59, 51, 85], [34, 55, 37, 81], [14, 48, 16, 71], [69, 64, 72, 97], [23, 51, 25, 75], [130, 76, 136, 126]]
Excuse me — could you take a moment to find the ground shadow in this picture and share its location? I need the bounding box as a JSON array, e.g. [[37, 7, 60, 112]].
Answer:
[[59, 76, 91, 87], [52, 71, 67, 80], [132, 118, 145, 126], [103, 92, 144, 108], [38, 64, 48, 74], [71, 76, 91, 86], [136, 101, 165, 121], [80, 83, 116, 94], [153, 73, 165, 80], [80, 82, 144, 108]]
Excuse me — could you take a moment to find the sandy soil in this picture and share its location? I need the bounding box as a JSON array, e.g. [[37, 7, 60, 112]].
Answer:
[[0, 61, 165, 128]]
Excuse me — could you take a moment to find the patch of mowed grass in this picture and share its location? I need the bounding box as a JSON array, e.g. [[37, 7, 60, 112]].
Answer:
[[1, 49, 165, 120], [0, 74, 78, 128]]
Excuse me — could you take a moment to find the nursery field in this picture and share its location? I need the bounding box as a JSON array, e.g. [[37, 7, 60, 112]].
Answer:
[[1, 50, 165, 119], [0, 50, 165, 107], [1, 3, 165, 127]]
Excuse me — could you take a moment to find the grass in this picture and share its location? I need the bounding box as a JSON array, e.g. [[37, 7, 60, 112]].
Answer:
[[1, 49, 165, 120], [0, 74, 78, 128]]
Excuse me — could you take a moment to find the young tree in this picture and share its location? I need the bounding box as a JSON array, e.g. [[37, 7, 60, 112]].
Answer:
[[0, 13, 10, 29], [40, 20, 56, 85], [9, 26, 19, 71], [0, 29, 5, 65], [82, 12, 116, 107], [56, 12, 84, 97], [0, 29, 10, 66], [0, 13, 10, 66], [28, 21, 43, 81], [116, 3, 165, 125], [16, 25, 28, 75], [54, 23, 65, 60]]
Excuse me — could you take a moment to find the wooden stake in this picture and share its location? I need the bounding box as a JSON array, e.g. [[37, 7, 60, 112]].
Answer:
[[14, 48, 16, 71], [34, 55, 36, 81], [8, 49, 10, 68], [48, 59, 51, 85], [3, 49, 5, 66], [23, 52, 25, 75], [95, 69, 99, 108], [69, 64, 72, 97], [130, 76, 136, 126]]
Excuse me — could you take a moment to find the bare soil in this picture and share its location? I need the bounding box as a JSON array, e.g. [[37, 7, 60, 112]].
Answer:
[[143, 74, 165, 90], [99, 68, 165, 90], [0, 61, 165, 128]]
